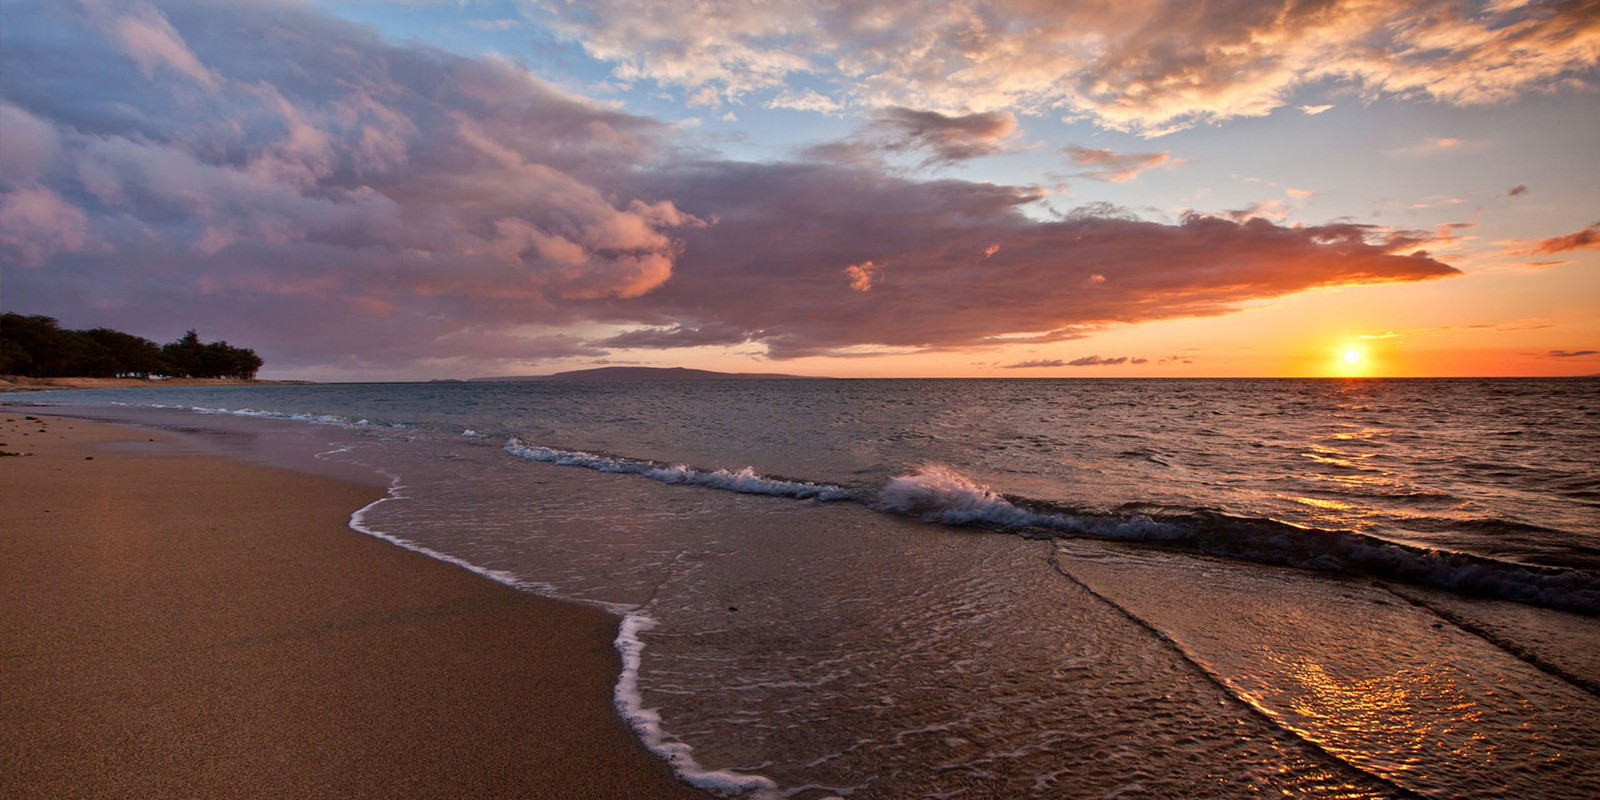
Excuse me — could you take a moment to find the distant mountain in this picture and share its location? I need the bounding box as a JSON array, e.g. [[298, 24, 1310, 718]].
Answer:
[[470, 366, 819, 382]]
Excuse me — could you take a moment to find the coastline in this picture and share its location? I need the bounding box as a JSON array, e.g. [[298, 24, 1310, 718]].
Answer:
[[0, 376, 316, 393], [0, 410, 707, 799]]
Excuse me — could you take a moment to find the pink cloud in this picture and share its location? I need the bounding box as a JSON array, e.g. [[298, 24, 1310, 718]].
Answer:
[[1064, 146, 1181, 182], [102, 2, 219, 90], [0, 187, 94, 266]]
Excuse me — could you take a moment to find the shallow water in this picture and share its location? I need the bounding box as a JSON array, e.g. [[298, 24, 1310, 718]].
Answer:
[[18, 378, 1599, 797]]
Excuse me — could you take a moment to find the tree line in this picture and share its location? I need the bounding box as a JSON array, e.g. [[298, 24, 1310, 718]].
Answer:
[[0, 314, 264, 380]]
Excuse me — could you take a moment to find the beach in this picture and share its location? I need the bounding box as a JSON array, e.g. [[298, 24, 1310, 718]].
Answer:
[[0, 410, 706, 799], [6, 380, 1598, 798]]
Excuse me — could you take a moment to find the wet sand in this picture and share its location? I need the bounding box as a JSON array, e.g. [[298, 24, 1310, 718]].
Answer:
[[0, 410, 706, 799]]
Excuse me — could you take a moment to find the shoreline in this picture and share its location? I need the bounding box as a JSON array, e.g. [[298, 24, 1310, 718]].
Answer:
[[0, 376, 315, 393], [0, 409, 707, 799]]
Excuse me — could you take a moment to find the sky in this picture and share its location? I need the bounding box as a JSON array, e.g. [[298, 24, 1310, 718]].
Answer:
[[1, 0, 1597, 380]]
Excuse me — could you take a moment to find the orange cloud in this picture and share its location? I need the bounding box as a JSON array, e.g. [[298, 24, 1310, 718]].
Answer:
[[1531, 222, 1600, 254], [844, 261, 881, 292]]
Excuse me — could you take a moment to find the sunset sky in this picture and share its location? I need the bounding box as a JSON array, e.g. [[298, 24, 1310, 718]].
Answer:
[[2, 0, 1597, 379]]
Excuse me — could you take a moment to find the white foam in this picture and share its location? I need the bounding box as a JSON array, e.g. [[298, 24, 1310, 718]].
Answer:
[[876, 465, 1174, 539], [461, 429, 489, 438], [346, 469, 774, 793], [346, 472, 547, 594], [614, 614, 780, 796], [190, 405, 363, 429], [504, 438, 853, 501]]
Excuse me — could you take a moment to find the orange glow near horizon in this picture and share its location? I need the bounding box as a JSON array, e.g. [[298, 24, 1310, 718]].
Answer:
[[1326, 341, 1374, 377]]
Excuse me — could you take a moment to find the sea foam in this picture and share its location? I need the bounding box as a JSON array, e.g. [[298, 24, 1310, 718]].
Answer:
[[503, 438, 854, 501], [876, 465, 1177, 539], [614, 615, 780, 796]]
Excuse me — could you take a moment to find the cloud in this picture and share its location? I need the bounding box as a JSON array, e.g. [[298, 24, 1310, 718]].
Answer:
[[1507, 183, 1529, 197], [1299, 104, 1334, 115], [1064, 146, 1180, 182], [2, 0, 695, 365], [93, 1, 220, 90], [809, 108, 1019, 167], [1002, 359, 1065, 369], [844, 261, 882, 292], [0, 186, 95, 266], [1546, 349, 1599, 358], [525, 0, 1600, 134], [1528, 222, 1600, 254], [1, 0, 1466, 375], [767, 88, 842, 114], [1385, 137, 1476, 157], [867, 108, 1018, 163], [592, 323, 753, 349], [616, 171, 1459, 359], [1067, 355, 1128, 366], [1220, 200, 1291, 223]]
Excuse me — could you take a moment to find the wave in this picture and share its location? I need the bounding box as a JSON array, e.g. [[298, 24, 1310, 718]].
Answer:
[[503, 438, 855, 501], [614, 616, 780, 796], [499, 438, 1598, 614], [87, 399, 1600, 616], [172, 404, 409, 430], [878, 466, 1600, 616]]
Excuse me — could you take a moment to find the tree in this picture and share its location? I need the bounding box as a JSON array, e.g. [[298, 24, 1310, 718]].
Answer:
[[161, 330, 206, 378], [1, 315, 264, 379]]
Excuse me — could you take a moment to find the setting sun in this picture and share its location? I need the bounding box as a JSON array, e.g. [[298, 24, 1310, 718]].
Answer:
[[1344, 350, 1362, 364]]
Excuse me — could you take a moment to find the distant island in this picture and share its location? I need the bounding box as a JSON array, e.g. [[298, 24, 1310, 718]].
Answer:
[[468, 366, 818, 382]]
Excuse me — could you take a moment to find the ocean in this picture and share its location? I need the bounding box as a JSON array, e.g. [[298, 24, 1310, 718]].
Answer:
[[18, 378, 1600, 798]]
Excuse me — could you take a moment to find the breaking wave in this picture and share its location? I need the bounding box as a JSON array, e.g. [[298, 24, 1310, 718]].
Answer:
[[503, 438, 855, 501], [878, 466, 1600, 616], [181, 405, 408, 429]]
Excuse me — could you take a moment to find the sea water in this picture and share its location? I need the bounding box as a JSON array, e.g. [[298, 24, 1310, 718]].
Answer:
[[18, 378, 1600, 798]]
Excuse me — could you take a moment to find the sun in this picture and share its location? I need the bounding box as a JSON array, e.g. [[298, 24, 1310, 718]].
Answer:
[[1343, 350, 1362, 364]]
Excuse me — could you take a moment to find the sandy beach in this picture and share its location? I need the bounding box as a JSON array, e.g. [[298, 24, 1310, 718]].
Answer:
[[0, 410, 706, 799]]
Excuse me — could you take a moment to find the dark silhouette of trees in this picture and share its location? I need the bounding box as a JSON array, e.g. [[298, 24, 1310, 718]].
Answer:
[[0, 314, 263, 379]]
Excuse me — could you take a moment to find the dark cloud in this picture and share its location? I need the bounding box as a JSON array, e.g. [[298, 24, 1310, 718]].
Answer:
[[1547, 349, 1599, 358], [1064, 146, 1179, 182], [806, 107, 1018, 167], [1, 0, 688, 368], [0, 0, 1465, 376], [1067, 355, 1129, 366], [623, 159, 1459, 357], [1002, 359, 1066, 369], [868, 108, 1018, 163], [1530, 222, 1600, 254], [1507, 183, 1529, 197], [593, 323, 754, 349]]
